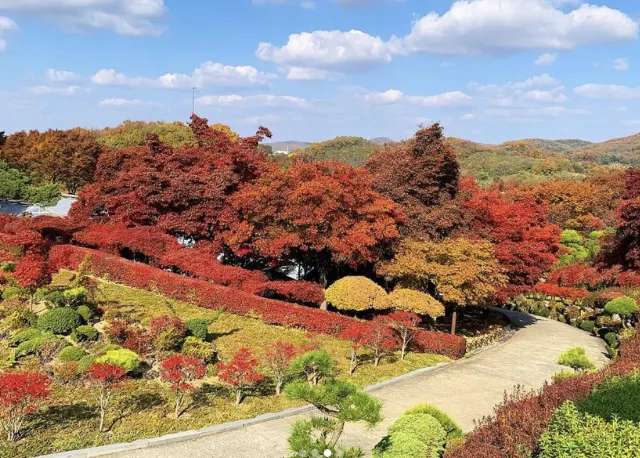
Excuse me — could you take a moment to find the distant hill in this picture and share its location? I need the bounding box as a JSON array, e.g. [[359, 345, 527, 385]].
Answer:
[[523, 138, 594, 153], [567, 132, 640, 166], [266, 141, 311, 153], [294, 137, 381, 167], [370, 137, 396, 145]]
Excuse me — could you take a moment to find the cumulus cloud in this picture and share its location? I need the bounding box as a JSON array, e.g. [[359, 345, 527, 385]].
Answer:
[[196, 94, 308, 108], [0, 16, 17, 51], [46, 68, 80, 82], [363, 89, 473, 107], [575, 84, 640, 99], [244, 114, 281, 123], [255, 1, 637, 72], [99, 98, 158, 107], [286, 67, 333, 81], [0, 0, 167, 36], [28, 85, 79, 95], [469, 74, 567, 107], [535, 53, 557, 65], [91, 62, 276, 90], [613, 58, 629, 71]]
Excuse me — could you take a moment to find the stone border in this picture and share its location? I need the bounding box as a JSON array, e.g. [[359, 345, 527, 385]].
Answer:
[[37, 363, 450, 458], [39, 309, 521, 458]]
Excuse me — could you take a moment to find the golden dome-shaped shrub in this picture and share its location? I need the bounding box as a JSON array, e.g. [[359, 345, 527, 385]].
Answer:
[[389, 288, 445, 318], [325, 276, 391, 312]]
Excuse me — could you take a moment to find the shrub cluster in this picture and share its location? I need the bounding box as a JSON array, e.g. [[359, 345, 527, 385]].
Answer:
[[51, 246, 467, 358], [37, 308, 82, 335]]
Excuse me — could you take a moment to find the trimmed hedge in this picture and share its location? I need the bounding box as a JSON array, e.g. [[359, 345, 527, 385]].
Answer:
[[404, 404, 464, 440], [605, 296, 638, 317], [51, 245, 467, 358], [96, 348, 140, 373]]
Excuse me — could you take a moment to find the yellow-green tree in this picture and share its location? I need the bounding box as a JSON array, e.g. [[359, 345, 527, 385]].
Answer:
[[379, 238, 507, 334], [388, 288, 444, 319], [325, 276, 391, 312]]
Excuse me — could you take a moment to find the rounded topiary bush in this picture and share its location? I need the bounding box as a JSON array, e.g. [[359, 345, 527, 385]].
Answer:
[[72, 325, 99, 342], [403, 404, 464, 440], [182, 336, 214, 362], [387, 413, 446, 451], [8, 328, 41, 347], [558, 347, 595, 372], [76, 305, 93, 323], [37, 308, 82, 335], [97, 348, 140, 373], [185, 318, 211, 341], [580, 320, 596, 333], [325, 276, 390, 312], [604, 296, 638, 317], [388, 288, 444, 319], [77, 355, 97, 373], [373, 432, 429, 458], [58, 346, 88, 362]]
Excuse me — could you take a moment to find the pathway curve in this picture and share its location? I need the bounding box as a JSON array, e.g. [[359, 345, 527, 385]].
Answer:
[[115, 311, 608, 458]]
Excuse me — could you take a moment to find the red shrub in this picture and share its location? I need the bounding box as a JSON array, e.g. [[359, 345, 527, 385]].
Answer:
[[616, 270, 640, 288], [160, 354, 206, 417], [0, 372, 52, 442], [148, 315, 185, 341], [257, 280, 325, 306], [530, 283, 589, 300], [50, 245, 467, 358], [217, 347, 264, 404]]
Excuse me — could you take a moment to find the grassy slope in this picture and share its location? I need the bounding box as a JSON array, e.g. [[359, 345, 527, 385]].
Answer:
[[1, 272, 446, 458]]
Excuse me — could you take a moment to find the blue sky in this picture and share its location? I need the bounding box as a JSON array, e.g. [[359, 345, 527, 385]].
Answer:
[[0, 0, 639, 144]]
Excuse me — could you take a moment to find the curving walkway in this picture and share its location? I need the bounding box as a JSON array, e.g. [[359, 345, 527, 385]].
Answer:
[[114, 311, 607, 458]]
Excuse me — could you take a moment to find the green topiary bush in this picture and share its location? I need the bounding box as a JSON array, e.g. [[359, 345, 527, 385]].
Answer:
[[387, 414, 446, 452], [539, 402, 640, 458], [579, 320, 596, 333], [552, 370, 577, 383], [577, 372, 640, 422], [185, 318, 211, 341], [37, 308, 82, 335], [72, 325, 99, 342], [181, 336, 214, 362], [604, 296, 638, 317], [97, 348, 140, 373], [558, 347, 595, 372], [373, 432, 429, 458], [76, 305, 93, 323], [403, 404, 464, 440], [77, 355, 97, 373], [15, 334, 68, 358], [8, 328, 41, 347], [58, 346, 88, 362]]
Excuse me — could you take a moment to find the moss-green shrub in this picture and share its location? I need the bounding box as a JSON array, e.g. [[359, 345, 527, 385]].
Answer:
[[387, 414, 446, 452], [77, 355, 97, 373], [153, 329, 184, 352], [58, 346, 88, 362], [580, 320, 595, 333], [577, 372, 640, 422], [76, 305, 93, 323], [8, 328, 41, 347], [97, 348, 140, 373], [539, 402, 640, 458], [72, 325, 99, 342], [403, 404, 464, 440], [373, 432, 429, 458], [604, 296, 638, 317], [605, 332, 619, 347], [15, 334, 67, 358], [558, 347, 595, 372], [552, 370, 577, 383], [181, 336, 214, 362], [37, 308, 82, 335], [185, 318, 211, 341], [2, 287, 22, 300]]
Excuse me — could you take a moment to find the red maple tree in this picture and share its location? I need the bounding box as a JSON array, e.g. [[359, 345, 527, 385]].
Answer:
[[0, 372, 52, 441], [340, 322, 369, 374], [217, 347, 264, 404], [264, 342, 299, 395], [383, 311, 421, 360], [160, 354, 206, 418], [83, 363, 127, 432], [364, 318, 397, 367]]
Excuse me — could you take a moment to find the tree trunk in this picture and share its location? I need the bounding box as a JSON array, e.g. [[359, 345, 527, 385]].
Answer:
[[320, 300, 328, 311], [450, 306, 458, 336], [328, 419, 345, 448], [235, 389, 243, 405], [275, 380, 283, 396], [99, 407, 106, 432], [349, 349, 358, 375], [374, 354, 381, 367], [401, 341, 407, 361]]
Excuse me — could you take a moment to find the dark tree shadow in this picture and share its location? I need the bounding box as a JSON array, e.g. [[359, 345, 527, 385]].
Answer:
[[31, 403, 96, 431], [209, 328, 241, 340]]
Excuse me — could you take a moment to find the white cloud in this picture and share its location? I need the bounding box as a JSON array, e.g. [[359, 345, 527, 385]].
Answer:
[[402, 0, 638, 56], [244, 114, 281, 123], [46, 68, 80, 82], [255, 1, 637, 73], [0, 0, 167, 36], [575, 84, 640, 99], [286, 67, 333, 81], [91, 62, 276, 90], [535, 53, 557, 65], [363, 89, 473, 107], [99, 98, 157, 107], [469, 74, 567, 106], [256, 30, 398, 72], [485, 105, 589, 119], [28, 85, 79, 95], [613, 57, 629, 71], [196, 94, 308, 108], [0, 16, 17, 51]]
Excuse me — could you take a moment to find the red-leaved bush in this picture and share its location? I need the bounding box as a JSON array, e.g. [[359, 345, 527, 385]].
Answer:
[[529, 283, 589, 301], [446, 325, 640, 458], [51, 245, 466, 358], [0, 372, 52, 441], [217, 347, 264, 404], [547, 265, 609, 290], [160, 354, 206, 418], [83, 363, 126, 431], [616, 270, 640, 288], [340, 322, 370, 375]]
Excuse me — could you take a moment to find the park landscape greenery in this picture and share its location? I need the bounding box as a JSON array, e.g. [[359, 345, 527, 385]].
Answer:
[[0, 118, 638, 457]]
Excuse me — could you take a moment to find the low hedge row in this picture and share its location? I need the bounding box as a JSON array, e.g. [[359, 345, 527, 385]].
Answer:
[[445, 325, 640, 458], [50, 245, 467, 358], [73, 224, 325, 306]]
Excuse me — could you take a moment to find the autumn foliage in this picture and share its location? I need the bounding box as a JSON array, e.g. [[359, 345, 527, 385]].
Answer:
[[325, 276, 390, 312], [217, 347, 264, 404], [388, 288, 445, 318], [83, 363, 127, 431], [160, 354, 206, 417], [0, 372, 52, 441]]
